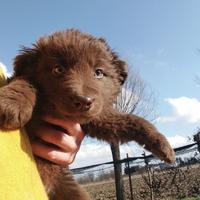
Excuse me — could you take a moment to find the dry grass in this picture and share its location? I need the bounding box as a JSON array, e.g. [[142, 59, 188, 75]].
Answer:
[[83, 164, 200, 200]]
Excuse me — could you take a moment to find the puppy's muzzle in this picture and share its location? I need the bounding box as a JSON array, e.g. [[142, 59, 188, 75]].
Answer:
[[71, 95, 95, 112]]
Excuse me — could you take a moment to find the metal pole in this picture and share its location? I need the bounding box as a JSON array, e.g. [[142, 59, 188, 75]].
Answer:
[[126, 153, 134, 200]]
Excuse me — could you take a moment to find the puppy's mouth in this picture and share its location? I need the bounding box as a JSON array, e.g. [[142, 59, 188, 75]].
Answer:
[[55, 104, 102, 124]]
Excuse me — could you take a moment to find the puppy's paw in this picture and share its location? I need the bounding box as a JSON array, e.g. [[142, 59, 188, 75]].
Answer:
[[162, 143, 175, 164], [148, 134, 175, 164], [0, 88, 34, 130]]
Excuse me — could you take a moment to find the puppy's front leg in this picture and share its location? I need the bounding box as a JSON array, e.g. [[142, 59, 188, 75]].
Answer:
[[83, 111, 175, 163], [0, 79, 36, 130]]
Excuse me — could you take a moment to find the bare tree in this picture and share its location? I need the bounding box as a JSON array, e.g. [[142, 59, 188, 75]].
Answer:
[[116, 68, 156, 120], [111, 67, 156, 200]]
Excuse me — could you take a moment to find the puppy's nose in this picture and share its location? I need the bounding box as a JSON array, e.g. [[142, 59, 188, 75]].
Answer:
[[73, 95, 94, 111]]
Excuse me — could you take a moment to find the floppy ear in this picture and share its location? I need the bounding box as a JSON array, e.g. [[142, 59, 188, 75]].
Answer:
[[13, 46, 39, 77], [111, 53, 128, 85], [98, 37, 128, 85]]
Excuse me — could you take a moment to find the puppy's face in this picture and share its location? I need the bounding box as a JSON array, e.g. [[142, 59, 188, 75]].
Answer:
[[14, 30, 128, 123]]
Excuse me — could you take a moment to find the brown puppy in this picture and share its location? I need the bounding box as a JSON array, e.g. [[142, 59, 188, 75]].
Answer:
[[0, 29, 175, 200]]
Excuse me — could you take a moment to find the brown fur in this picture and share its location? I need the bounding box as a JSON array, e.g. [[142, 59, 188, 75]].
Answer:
[[0, 29, 175, 199]]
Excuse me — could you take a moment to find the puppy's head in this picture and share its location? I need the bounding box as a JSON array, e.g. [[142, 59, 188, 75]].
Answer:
[[14, 29, 128, 122]]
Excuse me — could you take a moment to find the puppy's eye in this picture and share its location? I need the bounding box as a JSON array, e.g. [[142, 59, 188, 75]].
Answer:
[[94, 69, 104, 79], [52, 65, 65, 75]]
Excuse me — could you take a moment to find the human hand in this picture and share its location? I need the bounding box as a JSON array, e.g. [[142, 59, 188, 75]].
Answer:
[[30, 116, 84, 166]]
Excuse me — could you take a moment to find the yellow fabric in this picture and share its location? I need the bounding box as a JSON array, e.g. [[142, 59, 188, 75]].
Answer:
[[0, 67, 48, 200]]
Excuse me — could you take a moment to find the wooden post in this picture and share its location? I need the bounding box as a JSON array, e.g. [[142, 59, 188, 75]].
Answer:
[[126, 153, 134, 200], [194, 132, 200, 153], [111, 142, 125, 200]]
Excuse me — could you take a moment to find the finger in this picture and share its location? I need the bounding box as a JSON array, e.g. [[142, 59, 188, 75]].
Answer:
[[31, 141, 76, 166], [42, 115, 75, 130], [33, 126, 79, 152], [42, 115, 85, 138]]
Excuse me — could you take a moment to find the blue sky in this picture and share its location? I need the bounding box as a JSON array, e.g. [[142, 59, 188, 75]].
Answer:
[[0, 1, 200, 166]]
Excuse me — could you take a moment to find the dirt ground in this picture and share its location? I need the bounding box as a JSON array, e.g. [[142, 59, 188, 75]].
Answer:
[[83, 164, 200, 200]]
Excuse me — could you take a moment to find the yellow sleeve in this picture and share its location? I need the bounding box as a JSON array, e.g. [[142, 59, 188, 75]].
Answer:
[[0, 67, 48, 200]]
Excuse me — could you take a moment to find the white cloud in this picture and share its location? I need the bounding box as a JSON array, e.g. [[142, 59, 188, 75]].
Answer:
[[167, 97, 200, 123], [129, 51, 176, 72], [157, 97, 200, 124], [156, 48, 166, 56], [71, 141, 112, 168], [155, 116, 176, 123], [0, 62, 12, 77], [167, 135, 189, 148], [70, 140, 144, 168]]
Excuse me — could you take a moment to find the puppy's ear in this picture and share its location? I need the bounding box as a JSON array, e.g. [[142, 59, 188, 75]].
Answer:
[[98, 37, 128, 85], [14, 46, 39, 77], [112, 53, 128, 85]]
